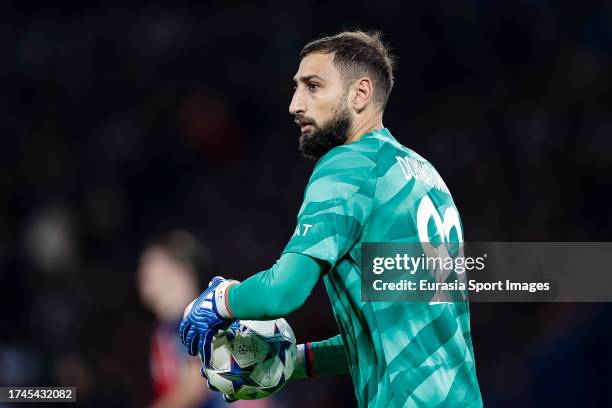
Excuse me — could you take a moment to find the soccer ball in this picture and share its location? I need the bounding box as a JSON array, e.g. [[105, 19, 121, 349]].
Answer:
[[203, 319, 297, 400]]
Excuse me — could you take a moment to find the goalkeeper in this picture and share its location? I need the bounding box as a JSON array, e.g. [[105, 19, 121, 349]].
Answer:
[[180, 31, 482, 407]]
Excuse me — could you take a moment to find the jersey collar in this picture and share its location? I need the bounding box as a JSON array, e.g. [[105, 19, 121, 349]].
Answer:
[[359, 127, 394, 142]]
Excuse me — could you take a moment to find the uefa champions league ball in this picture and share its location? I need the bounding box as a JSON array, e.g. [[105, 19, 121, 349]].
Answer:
[[203, 319, 297, 400]]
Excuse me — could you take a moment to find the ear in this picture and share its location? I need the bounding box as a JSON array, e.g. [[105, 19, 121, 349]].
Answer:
[[352, 77, 374, 113]]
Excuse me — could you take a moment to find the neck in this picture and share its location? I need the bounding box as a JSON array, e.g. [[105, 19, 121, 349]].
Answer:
[[345, 115, 384, 144]]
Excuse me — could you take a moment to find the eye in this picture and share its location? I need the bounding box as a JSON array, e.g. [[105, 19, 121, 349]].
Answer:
[[308, 82, 319, 92]]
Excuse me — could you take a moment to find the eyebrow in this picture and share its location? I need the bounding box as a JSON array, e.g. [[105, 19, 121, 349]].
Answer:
[[293, 74, 325, 84]]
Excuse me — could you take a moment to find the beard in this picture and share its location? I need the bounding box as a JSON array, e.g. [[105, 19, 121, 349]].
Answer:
[[297, 101, 352, 160]]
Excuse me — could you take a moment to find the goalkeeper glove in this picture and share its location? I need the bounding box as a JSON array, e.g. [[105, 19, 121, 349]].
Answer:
[[292, 343, 315, 379], [179, 276, 238, 364]]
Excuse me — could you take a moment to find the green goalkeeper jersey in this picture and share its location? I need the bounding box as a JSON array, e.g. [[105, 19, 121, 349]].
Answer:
[[281, 128, 482, 407]]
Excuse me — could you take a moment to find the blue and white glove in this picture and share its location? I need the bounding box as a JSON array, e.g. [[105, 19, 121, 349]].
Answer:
[[179, 276, 238, 363]]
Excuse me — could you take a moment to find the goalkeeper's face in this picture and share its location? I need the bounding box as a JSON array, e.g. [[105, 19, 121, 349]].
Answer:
[[289, 52, 353, 160]]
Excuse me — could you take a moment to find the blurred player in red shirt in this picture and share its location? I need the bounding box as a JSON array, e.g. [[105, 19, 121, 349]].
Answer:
[[138, 231, 274, 407], [137, 231, 216, 408]]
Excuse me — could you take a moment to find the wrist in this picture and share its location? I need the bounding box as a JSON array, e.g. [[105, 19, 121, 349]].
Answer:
[[213, 280, 239, 319], [292, 343, 315, 380], [304, 342, 315, 377]]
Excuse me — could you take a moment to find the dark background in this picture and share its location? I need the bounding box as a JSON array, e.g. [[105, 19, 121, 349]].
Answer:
[[1, 1, 612, 407]]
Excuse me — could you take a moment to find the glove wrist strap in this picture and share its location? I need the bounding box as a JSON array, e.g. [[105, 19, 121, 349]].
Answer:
[[291, 343, 314, 380], [214, 280, 239, 319]]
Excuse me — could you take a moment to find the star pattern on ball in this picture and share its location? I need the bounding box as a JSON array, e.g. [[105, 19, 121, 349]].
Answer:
[[204, 319, 296, 399]]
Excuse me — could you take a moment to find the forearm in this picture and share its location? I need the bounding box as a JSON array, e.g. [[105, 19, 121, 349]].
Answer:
[[293, 334, 350, 379], [226, 253, 323, 320]]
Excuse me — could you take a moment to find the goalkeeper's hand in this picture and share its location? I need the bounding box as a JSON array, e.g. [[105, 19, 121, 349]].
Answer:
[[179, 276, 238, 363]]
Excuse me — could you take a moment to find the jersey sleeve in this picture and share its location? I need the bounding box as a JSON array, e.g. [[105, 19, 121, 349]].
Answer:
[[309, 334, 349, 377], [226, 253, 323, 320], [282, 146, 377, 267], [291, 334, 349, 380]]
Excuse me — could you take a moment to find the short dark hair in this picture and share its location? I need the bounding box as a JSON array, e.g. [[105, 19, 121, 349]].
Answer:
[[300, 30, 395, 109]]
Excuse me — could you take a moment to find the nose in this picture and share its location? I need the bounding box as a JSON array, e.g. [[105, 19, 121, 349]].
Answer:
[[289, 89, 304, 116]]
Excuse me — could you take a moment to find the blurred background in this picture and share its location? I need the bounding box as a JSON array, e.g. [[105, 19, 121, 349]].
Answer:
[[1, 0, 612, 407]]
